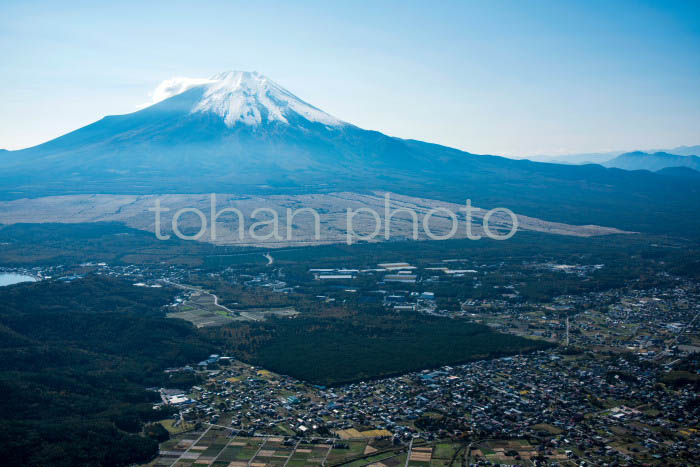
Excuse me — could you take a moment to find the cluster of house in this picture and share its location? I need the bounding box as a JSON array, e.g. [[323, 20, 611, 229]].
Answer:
[[150, 275, 700, 464], [158, 343, 699, 464], [536, 262, 605, 276]]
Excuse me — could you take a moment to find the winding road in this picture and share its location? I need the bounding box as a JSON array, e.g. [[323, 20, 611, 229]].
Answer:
[[162, 279, 262, 321]]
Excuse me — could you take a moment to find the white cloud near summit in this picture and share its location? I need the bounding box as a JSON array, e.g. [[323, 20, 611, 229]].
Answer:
[[138, 77, 214, 108]]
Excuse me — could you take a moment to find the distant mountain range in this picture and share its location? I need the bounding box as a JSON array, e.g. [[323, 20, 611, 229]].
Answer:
[[526, 151, 623, 165], [530, 145, 700, 168], [659, 145, 700, 157], [603, 151, 700, 172], [0, 71, 698, 236]]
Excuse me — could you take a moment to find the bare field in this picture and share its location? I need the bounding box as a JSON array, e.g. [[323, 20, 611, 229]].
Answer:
[[0, 191, 630, 247]]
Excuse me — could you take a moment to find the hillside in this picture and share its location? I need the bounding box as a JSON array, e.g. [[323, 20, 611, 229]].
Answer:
[[0, 277, 215, 466], [657, 166, 700, 178]]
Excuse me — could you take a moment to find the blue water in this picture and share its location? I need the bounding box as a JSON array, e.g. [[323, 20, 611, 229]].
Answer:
[[0, 273, 37, 286]]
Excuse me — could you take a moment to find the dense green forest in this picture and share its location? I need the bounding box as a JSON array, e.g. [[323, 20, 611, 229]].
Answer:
[[0, 277, 215, 467], [0, 222, 255, 266], [211, 311, 554, 385]]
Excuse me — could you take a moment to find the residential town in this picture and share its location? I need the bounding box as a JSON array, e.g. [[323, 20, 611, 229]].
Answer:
[[144, 268, 699, 466], [3, 253, 699, 466]]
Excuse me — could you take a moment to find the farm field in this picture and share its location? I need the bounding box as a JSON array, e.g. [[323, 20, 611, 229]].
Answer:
[[167, 285, 298, 328], [145, 425, 430, 467]]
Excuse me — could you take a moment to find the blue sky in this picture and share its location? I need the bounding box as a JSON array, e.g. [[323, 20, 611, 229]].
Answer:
[[1, 0, 698, 156]]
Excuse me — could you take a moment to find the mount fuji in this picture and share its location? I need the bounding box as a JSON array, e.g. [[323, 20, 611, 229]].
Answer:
[[0, 71, 698, 235], [181, 71, 343, 127], [1, 71, 445, 190]]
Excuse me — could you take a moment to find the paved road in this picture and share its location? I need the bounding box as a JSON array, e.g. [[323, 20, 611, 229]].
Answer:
[[163, 279, 262, 321], [404, 438, 413, 467]]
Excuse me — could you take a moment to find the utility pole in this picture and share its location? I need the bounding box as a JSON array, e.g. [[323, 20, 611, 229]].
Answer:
[[565, 315, 570, 347]]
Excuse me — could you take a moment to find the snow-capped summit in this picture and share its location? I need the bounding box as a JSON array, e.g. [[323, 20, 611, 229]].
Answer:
[[155, 71, 343, 128]]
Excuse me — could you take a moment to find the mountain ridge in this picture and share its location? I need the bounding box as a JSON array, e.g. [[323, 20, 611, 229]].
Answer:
[[604, 151, 700, 172], [657, 166, 700, 178], [526, 145, 699, 165]]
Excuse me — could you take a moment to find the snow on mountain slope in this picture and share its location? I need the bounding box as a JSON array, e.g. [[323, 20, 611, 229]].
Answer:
[[150, 71, 343, 127]]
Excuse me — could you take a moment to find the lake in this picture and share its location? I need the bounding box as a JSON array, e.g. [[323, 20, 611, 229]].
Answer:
[[0, 273, 37, 287]]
